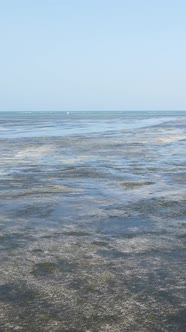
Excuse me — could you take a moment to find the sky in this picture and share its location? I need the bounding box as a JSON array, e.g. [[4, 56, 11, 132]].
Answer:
[[0, 0, 186, 111]]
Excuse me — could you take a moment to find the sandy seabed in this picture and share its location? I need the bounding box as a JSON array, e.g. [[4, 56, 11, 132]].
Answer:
[[0, 112, 186, 331]]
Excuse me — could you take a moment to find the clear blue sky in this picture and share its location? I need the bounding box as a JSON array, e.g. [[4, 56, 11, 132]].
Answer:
[[0, 0, 186, 111]]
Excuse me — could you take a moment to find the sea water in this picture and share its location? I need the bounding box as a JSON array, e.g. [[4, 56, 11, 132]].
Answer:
[[0, 111, 185, 331]]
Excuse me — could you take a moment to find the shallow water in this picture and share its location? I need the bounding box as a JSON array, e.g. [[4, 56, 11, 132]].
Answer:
[[0, 111, 186, 331]]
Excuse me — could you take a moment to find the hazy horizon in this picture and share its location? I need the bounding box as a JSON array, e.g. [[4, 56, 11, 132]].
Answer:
[[1, 109, 186, 112]]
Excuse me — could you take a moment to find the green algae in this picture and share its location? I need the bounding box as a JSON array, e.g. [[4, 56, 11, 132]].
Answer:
[[0, 233, 25, 250], [32, 260, 78, 278], [32, 262, 57, 276], [96, 248, 128, 259], [92, 240, 110, 247], [119, 181, 155, 189], [63, 230, 91, 236], [31, 248, 43, 253], [0, 284, 38, 304]]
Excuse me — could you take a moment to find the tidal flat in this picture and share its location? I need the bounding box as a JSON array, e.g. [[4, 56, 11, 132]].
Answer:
[[0, 111, 186, 331]]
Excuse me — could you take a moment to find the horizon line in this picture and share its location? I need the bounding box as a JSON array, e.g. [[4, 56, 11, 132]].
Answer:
[[0, 109, 186, 113]]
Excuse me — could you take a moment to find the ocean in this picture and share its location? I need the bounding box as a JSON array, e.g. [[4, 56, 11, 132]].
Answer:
[[0, 111, 186, 331]]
